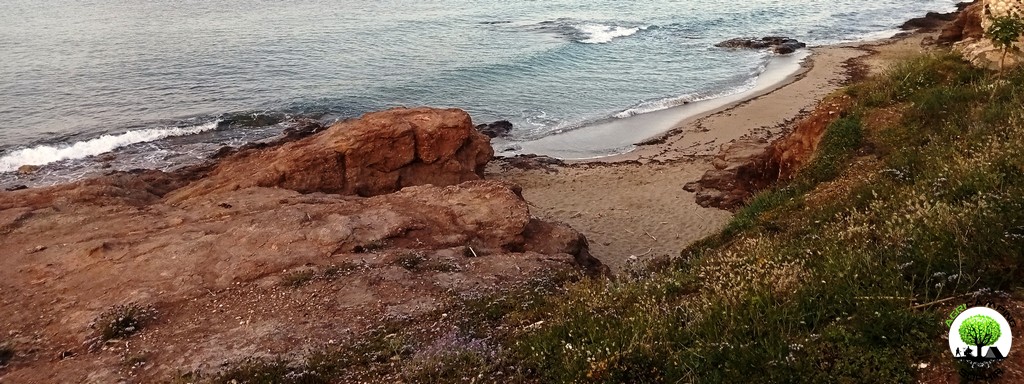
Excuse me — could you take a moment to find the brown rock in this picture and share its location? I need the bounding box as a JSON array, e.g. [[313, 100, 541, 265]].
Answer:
[[0, 175, 603, 381], [938, 1, 985, 44], [0, 107, 601, 381], [166, 107, 494, 202], [686, 95, 854, 210], [16, 165, 39, 175]]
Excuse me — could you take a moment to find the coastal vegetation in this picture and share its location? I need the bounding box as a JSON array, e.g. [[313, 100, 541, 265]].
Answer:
[[485, 52, 1023, 382], [199, 51, 1024, 383], [93, 303, 158, 342]]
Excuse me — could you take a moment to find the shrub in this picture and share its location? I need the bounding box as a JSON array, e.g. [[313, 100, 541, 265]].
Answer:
[[280, 269, 316, 288], [94, 304, 157, 341]]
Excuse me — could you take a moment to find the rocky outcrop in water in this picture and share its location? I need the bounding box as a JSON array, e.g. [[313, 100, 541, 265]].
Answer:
[[715, 36, 807, 54], [902, 11, 960, 31], [0, 107, 603, 382], [475, 120, 514, 138]]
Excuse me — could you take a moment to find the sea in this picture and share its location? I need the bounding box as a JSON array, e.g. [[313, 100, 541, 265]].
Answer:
[[0, 0, 960, 186]]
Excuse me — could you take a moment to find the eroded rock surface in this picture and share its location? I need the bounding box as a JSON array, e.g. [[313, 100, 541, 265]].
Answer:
[[0, 107, 603, 382], [684, 95, 853, 210], [168, 107, 494, 202], [939, 1, 986, 43]]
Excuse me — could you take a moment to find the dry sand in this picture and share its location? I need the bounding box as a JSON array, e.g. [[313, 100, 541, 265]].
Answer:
[[490, 32, 940, 272]]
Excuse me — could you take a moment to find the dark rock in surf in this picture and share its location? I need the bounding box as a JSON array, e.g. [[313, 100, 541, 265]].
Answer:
[[774, 40, 807, 54], [475, 120, 514, 138], [716, 38, 770, 49], [217, 112, 287, 129], [209, 119, 327, 160], [210, 146, 236, 159], [715, 36, 806, 54], [901, 11, 958, 31], [281, 118, 326, 141], [498, 154, 565, 172]]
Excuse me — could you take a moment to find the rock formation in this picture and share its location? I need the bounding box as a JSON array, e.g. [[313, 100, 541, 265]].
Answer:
[[0, 107, 603, 382], [475, 120, 514, 138], [685, 95, 852, 210], [902, 11, 960, 32], [949, 0, 1024, 70], [716, 36, 807, 54], [939, 1, 987, 43], [167, 107, 494, 202]]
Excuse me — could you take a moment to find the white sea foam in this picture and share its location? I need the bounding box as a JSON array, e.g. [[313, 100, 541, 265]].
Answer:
[[613, 80, 759, 119], [0, 121, 220, 172], [576, 23, 646, 44]]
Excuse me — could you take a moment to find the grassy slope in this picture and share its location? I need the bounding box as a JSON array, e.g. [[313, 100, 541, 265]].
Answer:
[[200, 53, 1024, 383], [475, 53, 1024, 383]]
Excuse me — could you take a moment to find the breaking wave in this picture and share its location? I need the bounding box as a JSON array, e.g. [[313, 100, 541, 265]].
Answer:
[[613, 78, 760, 119], [574, 23, 648, 44], [0, 121, 220, 172]]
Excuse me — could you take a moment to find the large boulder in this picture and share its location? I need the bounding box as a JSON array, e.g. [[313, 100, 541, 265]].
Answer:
[[166, 107, 494, 202]]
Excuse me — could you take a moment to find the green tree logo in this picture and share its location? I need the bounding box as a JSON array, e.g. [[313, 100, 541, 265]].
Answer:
[[948, 307, 1012, 366], [959, 315, 1002, 358]]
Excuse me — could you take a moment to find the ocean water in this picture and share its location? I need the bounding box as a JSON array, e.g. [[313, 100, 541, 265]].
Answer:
[[0, 0, 959, 183]]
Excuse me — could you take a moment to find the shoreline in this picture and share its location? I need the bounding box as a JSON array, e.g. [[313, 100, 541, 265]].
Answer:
[[503, 50, 812, 160], [596, 40, 881, 163], [501, 26, 944, 162], [491, 30, 943, 272]]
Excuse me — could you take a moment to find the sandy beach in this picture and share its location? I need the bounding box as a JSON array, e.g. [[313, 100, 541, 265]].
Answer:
[[491, 32, 941, 272]]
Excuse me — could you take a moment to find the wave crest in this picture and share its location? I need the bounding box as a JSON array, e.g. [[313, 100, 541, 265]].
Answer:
[[0, 122, 220, 172], [613, 78, 761, 119], [575, 23, 647, 44]]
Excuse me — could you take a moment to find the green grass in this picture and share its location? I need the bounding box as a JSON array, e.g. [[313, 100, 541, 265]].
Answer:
[[722, 111, 864, 237]]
